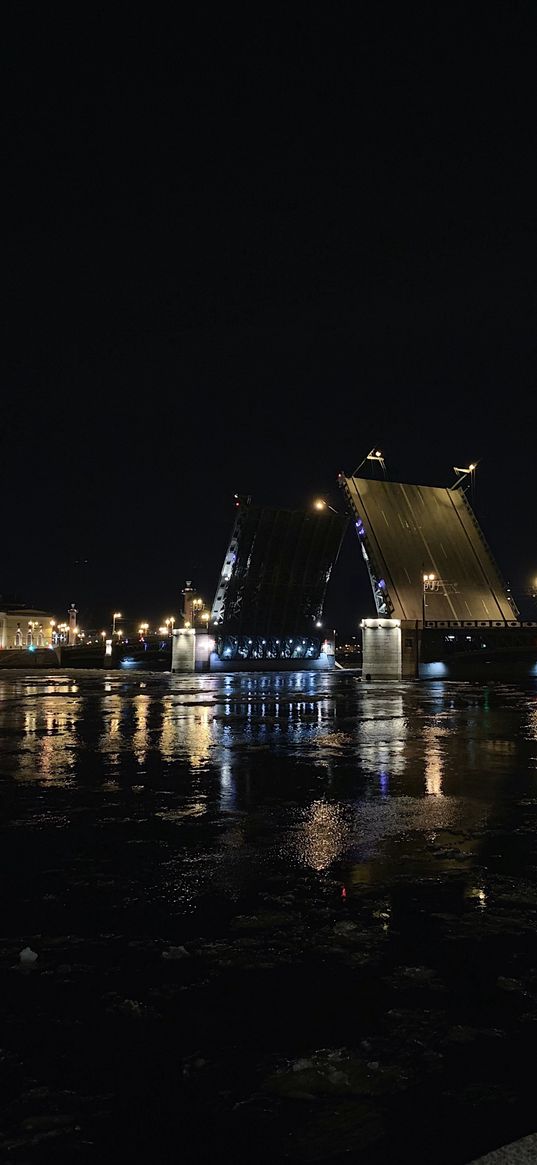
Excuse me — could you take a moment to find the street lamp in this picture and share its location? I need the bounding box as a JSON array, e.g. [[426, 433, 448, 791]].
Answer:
[[422, 573, 436, 626], [452, 462, 478, 491], [313, 498, 338, 514], [112, 612, 122, 636], [351, 447, 387, 476], [139, 622, 149, 637]]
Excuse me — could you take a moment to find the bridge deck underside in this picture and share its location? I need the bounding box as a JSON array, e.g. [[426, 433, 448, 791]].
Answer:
[[343, 477, 514, 622]]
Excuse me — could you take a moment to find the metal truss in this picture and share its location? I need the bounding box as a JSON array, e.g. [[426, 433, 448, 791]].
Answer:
[[216, 635, 322, 661]]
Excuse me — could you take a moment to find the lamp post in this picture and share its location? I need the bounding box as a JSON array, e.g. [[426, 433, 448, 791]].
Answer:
[[452, 463, 477, 491], [422, 572, 436, 627], [351, 448, 387, 476], [313, 498, 338, 514]]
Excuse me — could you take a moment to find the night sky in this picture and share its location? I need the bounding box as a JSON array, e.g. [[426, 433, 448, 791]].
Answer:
[[4, 10, 536, 632]]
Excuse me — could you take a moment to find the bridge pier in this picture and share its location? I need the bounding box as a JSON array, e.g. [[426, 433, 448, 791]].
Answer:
[[361, 618, 419, 681], [171, 628, 213, 673]]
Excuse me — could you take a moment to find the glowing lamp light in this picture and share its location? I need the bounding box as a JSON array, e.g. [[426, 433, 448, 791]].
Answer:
[[314, 499, 326, 510]]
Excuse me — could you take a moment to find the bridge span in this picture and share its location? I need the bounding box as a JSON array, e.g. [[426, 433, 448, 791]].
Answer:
[[339, 475, 517, 624]]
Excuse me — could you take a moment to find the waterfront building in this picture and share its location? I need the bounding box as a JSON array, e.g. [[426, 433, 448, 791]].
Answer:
[[0, 606, 56, 649]]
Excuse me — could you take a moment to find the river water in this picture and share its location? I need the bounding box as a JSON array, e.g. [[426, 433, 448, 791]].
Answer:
[[1, 671, 537, 1163]]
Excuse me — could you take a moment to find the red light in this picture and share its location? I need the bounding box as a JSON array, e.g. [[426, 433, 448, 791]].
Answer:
[[341, 886, 347, 900]]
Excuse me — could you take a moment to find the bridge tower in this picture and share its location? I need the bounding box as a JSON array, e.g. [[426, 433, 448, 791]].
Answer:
[[68, 604, 78, 646]]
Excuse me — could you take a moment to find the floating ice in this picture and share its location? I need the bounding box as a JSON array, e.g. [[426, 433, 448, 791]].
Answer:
[[162, 945, 190, 960], [19, 946, 38, 965]]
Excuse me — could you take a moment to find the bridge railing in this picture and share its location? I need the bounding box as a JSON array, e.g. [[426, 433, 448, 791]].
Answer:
[[424, 620, 536, 629]]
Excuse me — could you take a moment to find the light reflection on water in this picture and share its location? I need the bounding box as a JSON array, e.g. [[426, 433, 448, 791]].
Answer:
[[423, 725, 445, 797], [0, 673, 536, 884], [2, 670, 537, 1165]]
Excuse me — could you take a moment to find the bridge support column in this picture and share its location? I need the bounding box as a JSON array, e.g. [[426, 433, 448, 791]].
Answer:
[[361, 619, 419, 680], [171, 628, 213, 673], [171, 628, 196, 672]]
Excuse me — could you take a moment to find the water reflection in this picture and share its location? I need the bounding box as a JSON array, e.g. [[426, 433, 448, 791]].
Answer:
[[356, 694, 407, 776], [298, 800, 349, 871], [528, 702, 537, 741], [0, 674, 535, 835], [99, 694, 124, 769], [423, 726, 445, 797], [133, 695, 150, 764], [219, 758, 237, 812], [465, 885, 487, 909], [159, 700, 213, 767]]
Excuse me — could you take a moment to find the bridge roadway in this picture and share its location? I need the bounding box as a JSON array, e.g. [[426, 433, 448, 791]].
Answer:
[[341, 476, 516, 623]]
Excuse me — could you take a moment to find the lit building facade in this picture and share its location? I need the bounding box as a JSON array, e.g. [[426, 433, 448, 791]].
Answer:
[[0, 608, 56, 650]]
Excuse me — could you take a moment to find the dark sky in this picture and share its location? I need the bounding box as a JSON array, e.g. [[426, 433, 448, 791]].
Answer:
[[4, 9, 537, 631]]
